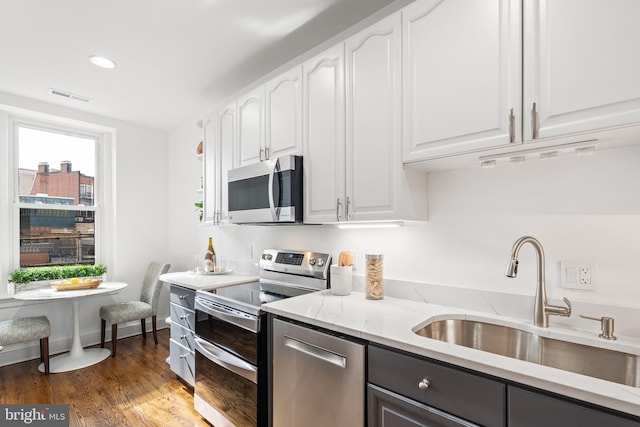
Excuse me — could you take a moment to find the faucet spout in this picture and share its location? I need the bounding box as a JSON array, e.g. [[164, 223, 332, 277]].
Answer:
[[505, 236, 571, 327]]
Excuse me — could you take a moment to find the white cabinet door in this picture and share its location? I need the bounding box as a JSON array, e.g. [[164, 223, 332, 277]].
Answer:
[[237, 87, 264, 166], [402, 0, 522, 161], [523, 0, 640, 141], [346, 13, 402, 221], [266, 66, 303, 159], [203, 116, 218, 224], [217, 102, 236, 223], [303, 44, 345, 223]]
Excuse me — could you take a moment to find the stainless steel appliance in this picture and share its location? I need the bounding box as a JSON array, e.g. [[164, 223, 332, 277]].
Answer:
[[193, 248, 331, 427], [272, 318, 365, 427], [227, 155, 303, 224]]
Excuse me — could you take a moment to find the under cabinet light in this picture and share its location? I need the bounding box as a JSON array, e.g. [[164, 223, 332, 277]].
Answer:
[[478, 139, 598, 167], [336, 221, 402, 230]]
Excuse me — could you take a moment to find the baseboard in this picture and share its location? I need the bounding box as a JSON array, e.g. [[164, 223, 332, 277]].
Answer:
[[0, 322, 169, 368]]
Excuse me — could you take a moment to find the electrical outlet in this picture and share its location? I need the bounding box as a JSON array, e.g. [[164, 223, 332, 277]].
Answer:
[[560, 261, 595, 290]]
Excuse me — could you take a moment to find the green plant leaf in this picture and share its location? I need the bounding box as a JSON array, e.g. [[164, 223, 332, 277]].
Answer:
[[9, 264, 108, 285]]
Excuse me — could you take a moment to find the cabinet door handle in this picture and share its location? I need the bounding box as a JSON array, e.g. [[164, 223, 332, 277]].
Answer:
[[259, 147, 264, 161], [265, 146, 270, 160], [336, 198, 342, 221], [418, 378, 431, 390], [346, 196, 352, 220], [508, 108, 516, 143], [531, 102, 539, 139]]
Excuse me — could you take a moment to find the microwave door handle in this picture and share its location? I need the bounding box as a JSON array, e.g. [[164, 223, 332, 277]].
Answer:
[[267, 158, 281, 221]]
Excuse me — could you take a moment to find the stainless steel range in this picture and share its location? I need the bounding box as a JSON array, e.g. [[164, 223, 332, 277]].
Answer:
[[193, 249, 331, 427]]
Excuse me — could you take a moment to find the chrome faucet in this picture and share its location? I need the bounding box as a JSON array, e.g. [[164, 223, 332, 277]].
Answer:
[[505, 236, 571, 327]]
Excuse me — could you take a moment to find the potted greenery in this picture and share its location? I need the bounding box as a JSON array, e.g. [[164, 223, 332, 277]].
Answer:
[[9, 264, 108, 291], [194, 201, 203, 222]]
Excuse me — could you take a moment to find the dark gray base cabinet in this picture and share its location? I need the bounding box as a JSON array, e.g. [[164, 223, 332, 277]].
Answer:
[[368, 383, 479, 427], [368, 344, 640, 427], [508, 386, 640, 427], [168, 284, 196, 387], [368, 345, 505, 427]]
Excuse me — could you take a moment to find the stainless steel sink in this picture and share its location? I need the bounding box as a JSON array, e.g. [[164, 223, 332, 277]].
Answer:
[[414, 318, 640, 388]]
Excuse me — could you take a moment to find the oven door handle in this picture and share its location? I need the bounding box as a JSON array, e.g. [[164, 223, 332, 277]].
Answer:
[[195, 336, 258, 384], [195, 298, 259, 333], [267, 157, 281, 221]]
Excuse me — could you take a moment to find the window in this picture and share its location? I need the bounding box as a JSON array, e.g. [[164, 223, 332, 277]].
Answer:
[[16, 125, 99, 268]]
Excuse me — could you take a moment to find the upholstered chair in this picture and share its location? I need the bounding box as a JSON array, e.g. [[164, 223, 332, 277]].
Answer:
[[0, 316, 51, 374], [100, 262, 170, 357]]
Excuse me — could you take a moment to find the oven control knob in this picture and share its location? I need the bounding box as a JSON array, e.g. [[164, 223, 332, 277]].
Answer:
[[309, 258, 316, 266], [316, 258, 325, 267]]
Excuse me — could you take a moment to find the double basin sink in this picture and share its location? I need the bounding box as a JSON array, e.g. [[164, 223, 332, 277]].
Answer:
[[414, 317, 640, 388]]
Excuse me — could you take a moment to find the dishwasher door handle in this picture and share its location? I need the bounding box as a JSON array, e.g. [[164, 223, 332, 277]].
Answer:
[[284, 336, 347, 368]]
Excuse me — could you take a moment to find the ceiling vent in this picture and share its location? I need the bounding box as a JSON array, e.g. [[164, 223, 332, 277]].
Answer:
[[48, 88, 92, 103]]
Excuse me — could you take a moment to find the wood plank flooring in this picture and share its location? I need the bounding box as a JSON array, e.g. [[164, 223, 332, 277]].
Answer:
[[0, 329, 211, 427]]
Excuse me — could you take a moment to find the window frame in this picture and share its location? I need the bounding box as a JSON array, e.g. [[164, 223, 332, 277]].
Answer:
[[0, 109, 115, 299]]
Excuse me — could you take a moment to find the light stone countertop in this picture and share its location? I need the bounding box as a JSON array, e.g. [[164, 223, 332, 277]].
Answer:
[[159, 271, 258, 291], [263, 290, 640, 418]]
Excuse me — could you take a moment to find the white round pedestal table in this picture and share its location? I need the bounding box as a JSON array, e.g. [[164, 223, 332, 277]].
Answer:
[[13, 282, 128, 373]]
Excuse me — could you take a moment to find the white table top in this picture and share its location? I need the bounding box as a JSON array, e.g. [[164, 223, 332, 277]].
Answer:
[[13, 281, 128, 301]]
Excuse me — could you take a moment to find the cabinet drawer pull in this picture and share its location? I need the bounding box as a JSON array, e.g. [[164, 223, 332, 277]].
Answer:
[[179, 295, 187, 300], [179, 354, 187, 360], [531, 102, 539, 139], [418, 378, 431, 390], [180, 335, 187, 340], [508, 108, 515, 143], [179, 315, 187, 320]]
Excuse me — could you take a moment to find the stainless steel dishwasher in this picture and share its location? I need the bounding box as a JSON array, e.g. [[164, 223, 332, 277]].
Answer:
[[272, 318, 365, 427]]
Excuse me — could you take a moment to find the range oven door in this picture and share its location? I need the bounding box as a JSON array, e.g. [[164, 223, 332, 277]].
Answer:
[[194, 336, 258, 427], [227, 155, 303, 224], [194, 294, 268, 426]]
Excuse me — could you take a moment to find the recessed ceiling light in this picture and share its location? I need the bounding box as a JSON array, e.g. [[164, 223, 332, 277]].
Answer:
[[88, 55, 117, 69]]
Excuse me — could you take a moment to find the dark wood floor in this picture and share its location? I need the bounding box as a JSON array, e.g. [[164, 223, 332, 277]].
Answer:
[[0, 329, 211, 427]]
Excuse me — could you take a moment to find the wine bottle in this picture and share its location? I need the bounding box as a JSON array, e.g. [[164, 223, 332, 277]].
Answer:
[[204, 237, 216, 272]]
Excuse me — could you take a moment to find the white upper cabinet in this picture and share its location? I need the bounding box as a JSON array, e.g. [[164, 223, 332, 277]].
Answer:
[[523, 0, 640, 141], [346, 13, 403, 221], [236, 87, 264, 167], [302, 44, 346, 223], [265, 66, 303, 160], [202, 115, 218, 224], [304, 14, 428, 223], [216, 102, 236, 223], [403, 0, 522, 161]]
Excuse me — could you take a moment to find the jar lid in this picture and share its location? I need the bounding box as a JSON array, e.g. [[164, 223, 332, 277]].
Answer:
[[365, 254, 383, 260]]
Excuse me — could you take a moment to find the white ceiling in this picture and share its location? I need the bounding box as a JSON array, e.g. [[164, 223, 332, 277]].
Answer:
[[0, 0, 402, 131]]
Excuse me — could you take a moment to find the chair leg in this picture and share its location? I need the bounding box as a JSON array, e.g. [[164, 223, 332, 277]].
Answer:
[[141, 319, 147, 340], [101, 319, 106, 348], [111, 324, 118, 357], [152, 315, 158, 345], [40, 338, 50, 375]]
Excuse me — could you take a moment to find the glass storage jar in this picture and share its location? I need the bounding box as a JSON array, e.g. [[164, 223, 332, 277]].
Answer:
[[365, 254, 384, 300]]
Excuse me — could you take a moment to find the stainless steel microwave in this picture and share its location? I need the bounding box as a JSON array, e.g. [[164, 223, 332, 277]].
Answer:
[[227, 155, 303, 224]]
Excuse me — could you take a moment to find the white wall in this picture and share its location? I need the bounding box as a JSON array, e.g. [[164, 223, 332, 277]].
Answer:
[[167, 117, 640, 328], [0, 91, 171, 366]]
